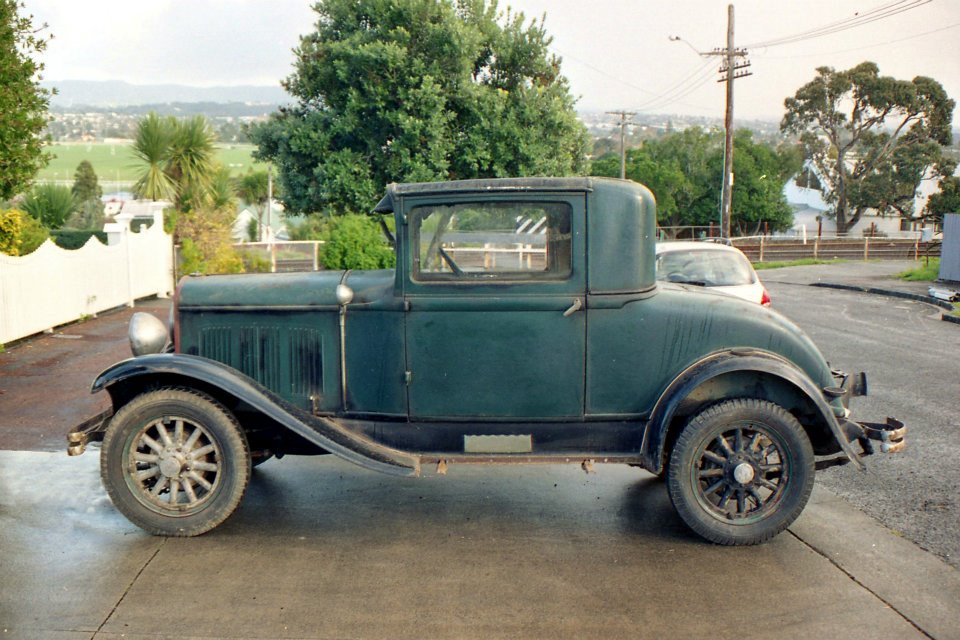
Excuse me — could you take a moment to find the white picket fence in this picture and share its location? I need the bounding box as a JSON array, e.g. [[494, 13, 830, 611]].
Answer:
[[0, 222, 174, 345]]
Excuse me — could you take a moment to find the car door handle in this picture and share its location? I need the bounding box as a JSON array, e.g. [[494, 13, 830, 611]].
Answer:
[[562, 298, 583, 317]]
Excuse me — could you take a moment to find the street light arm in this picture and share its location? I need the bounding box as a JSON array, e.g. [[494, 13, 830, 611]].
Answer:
[[669, 35, 705, 57]]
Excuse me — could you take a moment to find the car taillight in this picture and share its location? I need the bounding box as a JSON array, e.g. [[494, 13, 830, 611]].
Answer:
[[761, 288, 772, 306]]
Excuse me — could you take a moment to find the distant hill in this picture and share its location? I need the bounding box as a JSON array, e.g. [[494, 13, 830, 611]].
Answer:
[[45, 80, 290, 108]]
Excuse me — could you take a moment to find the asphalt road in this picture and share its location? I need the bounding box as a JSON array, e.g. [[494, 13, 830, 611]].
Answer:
[[765, 278, 960, 568]]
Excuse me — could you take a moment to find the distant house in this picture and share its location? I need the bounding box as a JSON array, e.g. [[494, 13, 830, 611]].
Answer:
[[102, 200, 172, 245], [232, 200, 288, 243], [781, 162, 937, 238]]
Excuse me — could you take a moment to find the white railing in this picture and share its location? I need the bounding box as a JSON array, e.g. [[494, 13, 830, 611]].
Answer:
[[0, 222, 174, 345], [232, 241, 324, 272]]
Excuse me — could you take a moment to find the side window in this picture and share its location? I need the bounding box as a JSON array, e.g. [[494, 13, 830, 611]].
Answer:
[[412, 201, 572, 282]]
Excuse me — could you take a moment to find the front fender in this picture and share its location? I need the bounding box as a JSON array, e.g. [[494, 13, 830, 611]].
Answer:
[[642, 349, 862, 474], [92, 354, 420, 477]]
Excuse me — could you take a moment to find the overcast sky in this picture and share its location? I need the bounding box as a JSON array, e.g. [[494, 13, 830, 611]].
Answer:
[[24, 0, 960, 125]]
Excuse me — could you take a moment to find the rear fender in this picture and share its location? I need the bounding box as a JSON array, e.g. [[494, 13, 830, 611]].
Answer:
[[92, 354, 420, 477], [642, 350, 861, 475]]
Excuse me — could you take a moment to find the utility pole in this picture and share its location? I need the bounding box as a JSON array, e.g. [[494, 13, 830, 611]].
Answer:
[[606, 110, 636, 179], [266, 164, 273, 244], [701, 5, 751, 238]]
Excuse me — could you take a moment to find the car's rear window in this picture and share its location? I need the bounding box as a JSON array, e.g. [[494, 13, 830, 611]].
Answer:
[[656, 249, 756, 286]]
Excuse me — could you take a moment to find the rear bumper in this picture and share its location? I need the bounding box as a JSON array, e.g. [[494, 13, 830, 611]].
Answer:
[[815, 369, 906, 470], [841, 417, 907, 455], [66, 409, 112, 456]]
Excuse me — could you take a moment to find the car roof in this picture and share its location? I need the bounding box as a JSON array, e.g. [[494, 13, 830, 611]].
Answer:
[[372, 177, 645, 213], [656, 241, 743, 254]]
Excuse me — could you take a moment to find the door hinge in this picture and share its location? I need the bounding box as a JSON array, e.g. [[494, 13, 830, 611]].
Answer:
[[404, 371, 413, 385]]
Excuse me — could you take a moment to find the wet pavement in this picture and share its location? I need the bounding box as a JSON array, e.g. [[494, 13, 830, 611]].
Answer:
[[1, 267, 959, 639], [0, 299, 170, 452], [2, 451, 959, 639]]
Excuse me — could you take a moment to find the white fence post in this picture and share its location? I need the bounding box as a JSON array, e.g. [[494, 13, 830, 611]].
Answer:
[[125, 226, 135, 307]]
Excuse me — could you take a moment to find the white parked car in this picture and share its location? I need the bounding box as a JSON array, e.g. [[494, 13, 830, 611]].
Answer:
[[656, 241, 771, 306]]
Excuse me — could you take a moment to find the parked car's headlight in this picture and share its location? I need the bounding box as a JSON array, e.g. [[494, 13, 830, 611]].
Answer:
[[129, 312, 170, 356]]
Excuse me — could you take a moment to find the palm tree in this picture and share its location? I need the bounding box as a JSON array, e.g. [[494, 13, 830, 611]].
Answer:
[[208, 165, 238, 214], [167, 115, 217, 211], [131, 113, 176, 201], [235, 169, 270, 241]]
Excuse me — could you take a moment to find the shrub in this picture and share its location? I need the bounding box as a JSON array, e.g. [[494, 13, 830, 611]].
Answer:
[[21, 184, 76, 229], [0, 208, 49, 255], [51, 229, 108, 250], [176, 206, 245, 275], [288, 214, 332, 241], [0, 209, 23, 255], [239, 248, 272, 273], [321, 214, 395, 270], [19, 216, 49, 254]]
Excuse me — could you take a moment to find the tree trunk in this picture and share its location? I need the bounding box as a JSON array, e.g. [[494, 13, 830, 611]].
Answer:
[[834, 155, 849, 235]]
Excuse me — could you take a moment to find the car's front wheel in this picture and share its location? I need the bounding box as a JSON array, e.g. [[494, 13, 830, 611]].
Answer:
[[100, 388, 251, 536], [666, 398, 815, 545]]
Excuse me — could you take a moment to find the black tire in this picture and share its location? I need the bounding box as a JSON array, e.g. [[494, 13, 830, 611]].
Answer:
[[100, 388, 251, 536], [666, 398, 814, 545]]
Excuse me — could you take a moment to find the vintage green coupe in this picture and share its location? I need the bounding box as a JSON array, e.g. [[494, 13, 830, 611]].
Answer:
[[69, 177, 904, 544]]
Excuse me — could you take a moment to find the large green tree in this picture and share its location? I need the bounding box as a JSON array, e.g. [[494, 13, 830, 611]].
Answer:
[[711, 130, 796, 236], [782, 62, 954, 234], [925, 175, 960, 226], [591, 127, 795, 236], [68, 159, 105, 229], [71, 160, 102, 202], [0, 1, 52, 200], [250, 0, 589, 216]]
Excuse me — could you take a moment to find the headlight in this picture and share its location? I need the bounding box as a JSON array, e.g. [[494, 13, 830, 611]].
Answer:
[[129, 312, 170, 356]]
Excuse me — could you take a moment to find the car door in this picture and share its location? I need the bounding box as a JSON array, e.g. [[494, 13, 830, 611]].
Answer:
[[403, 194, 587, 419]]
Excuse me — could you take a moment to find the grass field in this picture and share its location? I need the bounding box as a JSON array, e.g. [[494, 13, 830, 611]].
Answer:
[[37, 142, 267, 187]]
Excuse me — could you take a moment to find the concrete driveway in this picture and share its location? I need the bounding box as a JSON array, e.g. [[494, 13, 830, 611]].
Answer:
[[2, 450, 959, 639]]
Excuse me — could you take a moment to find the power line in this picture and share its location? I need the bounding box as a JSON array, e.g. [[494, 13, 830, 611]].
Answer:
[[744, 0, 932, 49], [634, 60, 717, 112], [555, 48, 716, 113], [746, 0, 927, 47], [752, 20, 960, 59]]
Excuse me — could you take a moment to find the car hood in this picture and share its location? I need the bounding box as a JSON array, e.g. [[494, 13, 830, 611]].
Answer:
[[178, 270, 399, 310]]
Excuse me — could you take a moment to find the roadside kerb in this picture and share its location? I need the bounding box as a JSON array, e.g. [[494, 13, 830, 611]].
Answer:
[[811, 281, 958, 324]]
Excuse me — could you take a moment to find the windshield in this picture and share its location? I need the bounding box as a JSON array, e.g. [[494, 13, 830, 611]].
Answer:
[[656, 249, 756, 287]]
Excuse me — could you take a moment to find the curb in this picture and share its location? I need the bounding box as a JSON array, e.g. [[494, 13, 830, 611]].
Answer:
[[811, 282, 954, 310], [811, 282, 959, 325]]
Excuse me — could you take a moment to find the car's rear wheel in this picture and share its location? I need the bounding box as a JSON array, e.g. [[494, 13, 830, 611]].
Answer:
[[100, 388, 251, 536], [666, 398, 814, 545]]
